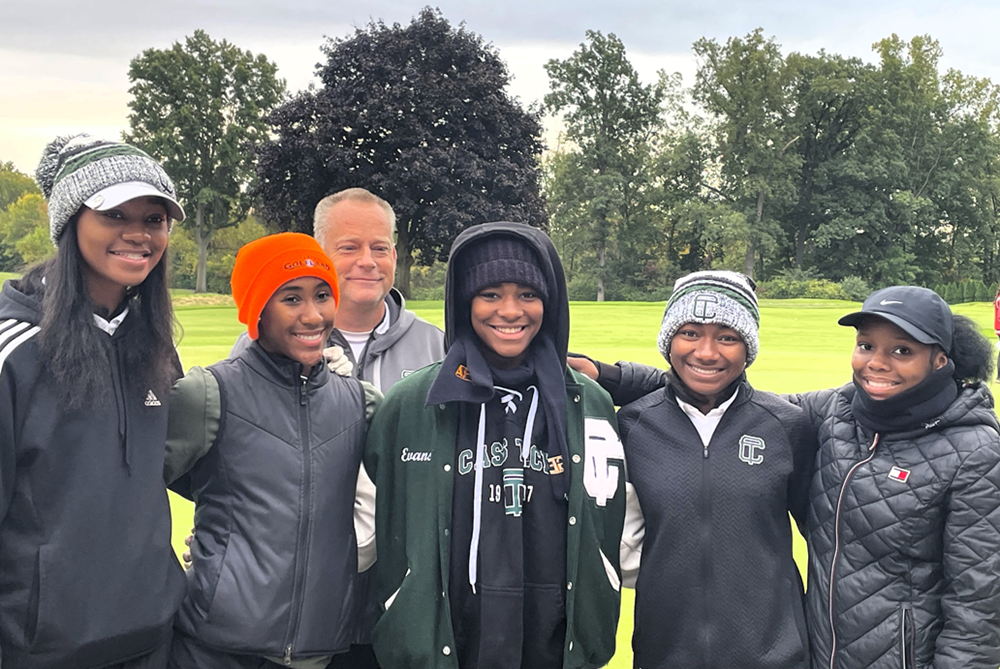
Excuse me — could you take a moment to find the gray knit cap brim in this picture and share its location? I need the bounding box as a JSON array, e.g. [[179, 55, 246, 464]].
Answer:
[[658, 290, 760, 365], [36, 135, 184, 244]]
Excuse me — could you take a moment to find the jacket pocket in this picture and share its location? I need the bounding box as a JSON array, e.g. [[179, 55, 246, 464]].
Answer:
[[598, 548, 620, 592], [900, 604, 915, 669], [188, 532, 230, 619], [383, 568, 410, 611]]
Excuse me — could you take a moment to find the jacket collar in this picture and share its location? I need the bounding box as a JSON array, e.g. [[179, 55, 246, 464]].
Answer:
[[243, 340, 330, 389]]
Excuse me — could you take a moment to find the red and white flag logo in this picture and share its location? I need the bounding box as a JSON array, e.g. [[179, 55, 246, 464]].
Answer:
[[887, 466, 910, 483]]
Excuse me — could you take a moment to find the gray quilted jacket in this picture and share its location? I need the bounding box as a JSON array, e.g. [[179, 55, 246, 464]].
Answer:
[[789, 383, 1000, 669]]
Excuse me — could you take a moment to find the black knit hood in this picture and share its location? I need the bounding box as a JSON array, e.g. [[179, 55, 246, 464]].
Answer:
[[442, 222, 569, 360]]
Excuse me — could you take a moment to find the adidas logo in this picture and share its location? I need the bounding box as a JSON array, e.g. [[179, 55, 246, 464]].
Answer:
[[144, 390, 161, 407]]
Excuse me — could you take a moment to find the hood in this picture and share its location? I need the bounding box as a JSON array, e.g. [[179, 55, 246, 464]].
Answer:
[[444, 222, 569, 361], [936, 383, 1000, 432], [0, 278, 43, 325], [367, 287, 415, 355]]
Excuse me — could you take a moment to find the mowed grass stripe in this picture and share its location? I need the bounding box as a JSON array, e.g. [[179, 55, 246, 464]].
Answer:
[[172, 298, 999, 669]]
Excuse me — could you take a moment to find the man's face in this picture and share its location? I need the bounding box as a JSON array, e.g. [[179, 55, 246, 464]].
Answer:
[[322, 200, 396, 311]]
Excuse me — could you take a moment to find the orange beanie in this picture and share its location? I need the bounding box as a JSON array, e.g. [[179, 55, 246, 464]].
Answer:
[[231, 232, 340, 340]]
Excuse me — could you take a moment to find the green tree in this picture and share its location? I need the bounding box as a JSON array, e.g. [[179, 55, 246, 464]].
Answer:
[[805, 35, 1000, 288], [0, 193, 51, 270], [782, 52, 873, 269], [170, 216, 270, 293], [693, 29, 799, 279], [0, 161, 40, 213], [126, 30, 285, 292], [544, 31, 668, 300]]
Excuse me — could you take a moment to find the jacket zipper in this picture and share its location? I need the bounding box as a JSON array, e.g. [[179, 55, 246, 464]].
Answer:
[[828, 433, 879, 669], [700, 438, 712, 667], [284, 373, 313, 662]]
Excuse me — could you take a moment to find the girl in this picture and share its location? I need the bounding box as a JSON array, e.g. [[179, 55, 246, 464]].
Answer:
[[364, 222, 626, 669], [580, 271, 816, 669], [0, 135, 187, 669], [792, 286, 1000, 669], [164, 233, 379, 669]]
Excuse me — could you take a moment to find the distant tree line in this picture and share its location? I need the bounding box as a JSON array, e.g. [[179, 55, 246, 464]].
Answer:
[[544, 29, 1000, 300]]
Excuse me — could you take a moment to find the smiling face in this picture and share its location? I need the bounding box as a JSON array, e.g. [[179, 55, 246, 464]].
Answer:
[[257, 276, 337, 370], [852, 316, 947, 400], [470, 283, 544, 369], [668, 322, 747, 409], [322, 200, 396, 316], [75, 196, 169, 312]]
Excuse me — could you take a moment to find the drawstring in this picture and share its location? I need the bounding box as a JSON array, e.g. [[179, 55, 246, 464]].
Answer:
[[468, 386, 539, 593], [470, 403, 487, 594], [520, 386, 538, 464]]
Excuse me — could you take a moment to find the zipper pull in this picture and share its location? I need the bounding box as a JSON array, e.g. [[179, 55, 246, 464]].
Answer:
[[284, 644, 293, 665], [300, 375, 308, 406], [703, 443, 709, 459]]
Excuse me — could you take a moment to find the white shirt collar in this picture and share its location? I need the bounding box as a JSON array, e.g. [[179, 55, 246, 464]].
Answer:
[[676, 389, 740, 448], [93, 306, 129, 335]]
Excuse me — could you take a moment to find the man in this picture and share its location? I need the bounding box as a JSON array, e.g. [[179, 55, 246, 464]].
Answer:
[[227, 188, 444, 669]]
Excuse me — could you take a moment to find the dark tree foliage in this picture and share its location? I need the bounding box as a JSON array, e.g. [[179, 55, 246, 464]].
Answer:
[[255, 8, 546, 296]]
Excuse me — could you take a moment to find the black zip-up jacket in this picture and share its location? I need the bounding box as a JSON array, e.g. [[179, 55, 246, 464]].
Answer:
[[789, 383, 1000, 669], [0, 278, 185, 669], [167, 343, 372, 663], [617, 379, 815, 669]]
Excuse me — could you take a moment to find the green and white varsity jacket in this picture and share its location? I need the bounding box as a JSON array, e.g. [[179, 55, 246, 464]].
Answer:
[[364, 362, 626, 669]]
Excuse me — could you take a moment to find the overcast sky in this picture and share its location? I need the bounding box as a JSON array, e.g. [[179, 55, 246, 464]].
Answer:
[[3, 0, 999, 173]]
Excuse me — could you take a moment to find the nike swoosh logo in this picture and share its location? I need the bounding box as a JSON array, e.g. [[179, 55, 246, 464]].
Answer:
[[880, 299, 903, 305]]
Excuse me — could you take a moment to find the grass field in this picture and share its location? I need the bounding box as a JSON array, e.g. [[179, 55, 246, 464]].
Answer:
[[170, 297, 998, 668]]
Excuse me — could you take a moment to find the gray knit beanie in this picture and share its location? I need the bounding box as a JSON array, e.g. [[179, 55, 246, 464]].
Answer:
[[658, 270, 761, 365], [456, 235, 548, 304], [35, 134, 185, 244]]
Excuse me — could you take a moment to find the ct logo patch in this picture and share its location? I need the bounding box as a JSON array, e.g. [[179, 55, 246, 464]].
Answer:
[[738, 435, 765, 466], [693, 293, 719, 319]]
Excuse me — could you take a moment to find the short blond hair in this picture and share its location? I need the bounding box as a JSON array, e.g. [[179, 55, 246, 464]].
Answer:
[[313, 188, 396, 246]]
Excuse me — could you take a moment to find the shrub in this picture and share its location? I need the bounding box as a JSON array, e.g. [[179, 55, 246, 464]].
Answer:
[[757, 274, 847, 300], [839, 276, 870, 302], [567, 273, 598, 301], [977, 282, 994, 302]]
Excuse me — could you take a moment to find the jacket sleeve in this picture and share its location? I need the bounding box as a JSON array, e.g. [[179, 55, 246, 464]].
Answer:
[[784, 411, 819, 533], [164, 367, 221, 486], [355, 380, 383, 572], [597, 361, 668, 406], [783, 387, 840, 433], [933, 434, 1000, 669]]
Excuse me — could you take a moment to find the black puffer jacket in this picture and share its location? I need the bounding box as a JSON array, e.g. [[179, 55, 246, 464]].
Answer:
[[789, 383, 1000, 669]]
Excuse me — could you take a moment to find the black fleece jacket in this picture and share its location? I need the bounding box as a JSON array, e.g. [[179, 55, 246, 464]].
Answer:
[[614, 367, 816, 669], [0, 279, 185, 669]]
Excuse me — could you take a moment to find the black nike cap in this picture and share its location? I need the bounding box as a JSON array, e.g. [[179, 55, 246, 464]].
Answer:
[[838, 286, 953, 352]]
